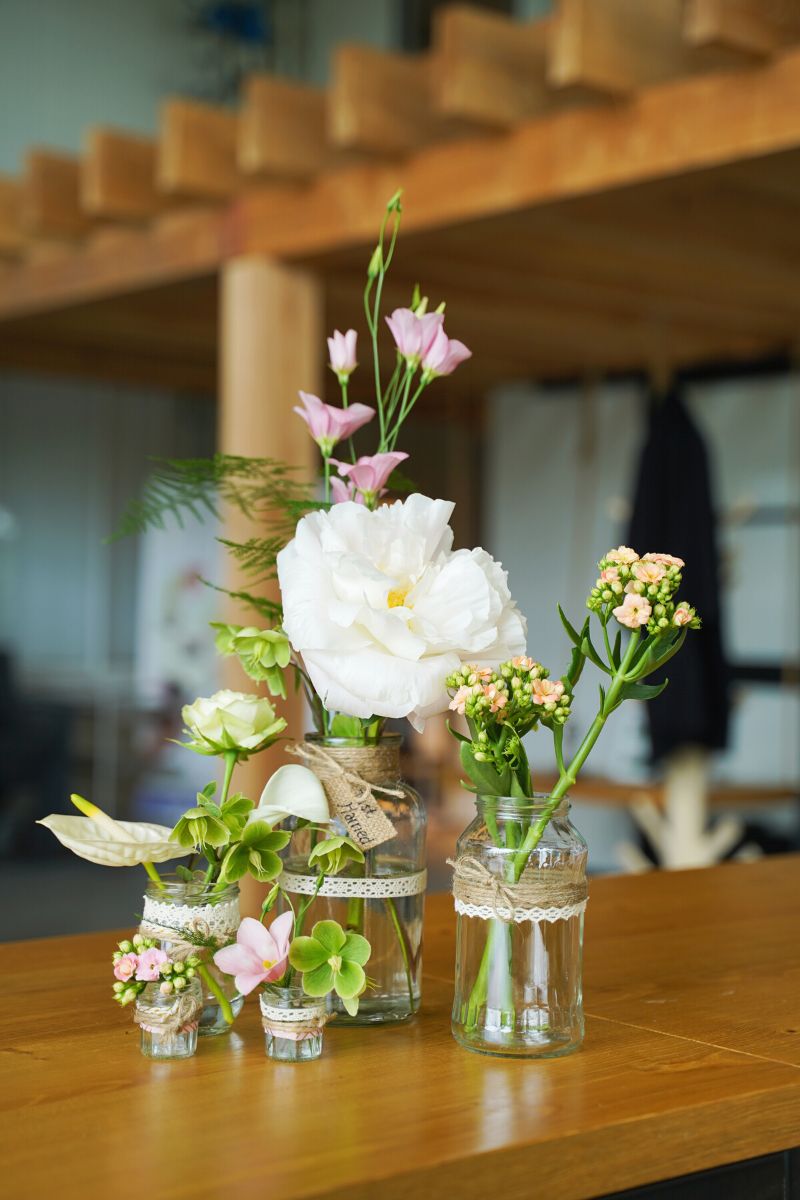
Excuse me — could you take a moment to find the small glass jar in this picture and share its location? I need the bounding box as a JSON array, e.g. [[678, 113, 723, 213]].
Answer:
[[136, 978, 202, 1060], [140, 877, 244, 1035], [451, 795, 588, 1059], [280, 735, 426, 1024], [260, 986, 327, 1062]]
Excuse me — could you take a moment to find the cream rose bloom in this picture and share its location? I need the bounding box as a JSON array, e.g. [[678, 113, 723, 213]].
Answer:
[[182, 689, 287, 754], [277, 494, 526, 729]]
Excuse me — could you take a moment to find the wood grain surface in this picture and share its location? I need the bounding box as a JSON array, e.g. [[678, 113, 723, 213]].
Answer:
[[1, 857, 799, 1200]]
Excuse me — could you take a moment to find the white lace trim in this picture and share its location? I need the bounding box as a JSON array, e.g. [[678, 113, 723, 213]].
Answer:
[[454, 897, 587, 924], [260, 998, 327, 1024], [141, 895, 241, 942], [279, 869, 427, 899]]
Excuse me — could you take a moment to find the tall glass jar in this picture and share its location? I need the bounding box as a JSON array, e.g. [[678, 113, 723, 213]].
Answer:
[[451, 795, 587, 1058], [281, 735, 426, 1024], [140, 877, 244, 1036]]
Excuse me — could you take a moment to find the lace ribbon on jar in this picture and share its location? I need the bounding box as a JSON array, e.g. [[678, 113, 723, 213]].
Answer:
[[139, 895, 240, 957], [259, 995, 330, 1042], [448, 856, 588, 924]]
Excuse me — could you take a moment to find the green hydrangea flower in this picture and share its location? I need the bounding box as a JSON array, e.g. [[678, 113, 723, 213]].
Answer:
[[289, 920, 371, 1017]]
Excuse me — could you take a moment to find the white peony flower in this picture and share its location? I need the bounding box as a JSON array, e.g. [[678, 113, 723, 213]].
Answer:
[[277, 494, 526, 730]]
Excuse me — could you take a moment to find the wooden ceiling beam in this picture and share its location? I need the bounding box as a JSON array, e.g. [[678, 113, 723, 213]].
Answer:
[[328, 45, 453, 157], [21, 148, 92, 240], [0, 176, 25, 259], [81, 128, 163, 222], [157, 98, 241, 200], [684, 0, 800, 59], [431, 6, 556, 127], [548, 0, 749, 98], [239, 75, 329, 181]]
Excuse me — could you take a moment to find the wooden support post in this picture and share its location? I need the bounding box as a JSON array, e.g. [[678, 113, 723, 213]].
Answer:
[[329, 45, 451, 156], [239, 75, 329, 180], [0, 176, 24, 259], [219, 257, 321, 914], [548, 0, 746, 97], [432, 6, 555, 127], [684, 0, 800, 59], [21, 148, 92, 240], [82, 128, 163, 222], [157, 98, 240, 200]]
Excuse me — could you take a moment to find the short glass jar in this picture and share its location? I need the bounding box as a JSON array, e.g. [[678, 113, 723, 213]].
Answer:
[[260, 985, 327, 1062], [280, 735, 426, 1024], [140, 877, 244, 1035], [136, 977, 203, 1060], [451, 795, 588, 1058]]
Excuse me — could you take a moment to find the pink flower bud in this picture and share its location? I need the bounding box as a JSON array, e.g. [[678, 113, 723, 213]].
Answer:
[[327, 329, 358, 378]]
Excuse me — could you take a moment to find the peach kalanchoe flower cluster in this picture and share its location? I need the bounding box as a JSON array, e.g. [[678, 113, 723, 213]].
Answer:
[[588, 546, 700, 635], [447, 659, 571, 781]]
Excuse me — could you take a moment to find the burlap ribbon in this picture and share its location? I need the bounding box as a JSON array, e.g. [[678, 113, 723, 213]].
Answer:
[[287, 741, 403, 850], [134, 991, 201, 1035], [261, 1011, 331, 1043], [138, 916, 222, 960], [448, 856, 588, 923]]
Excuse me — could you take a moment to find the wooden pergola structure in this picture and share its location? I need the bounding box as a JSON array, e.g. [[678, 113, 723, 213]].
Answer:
[[1, 0, 798, 867]]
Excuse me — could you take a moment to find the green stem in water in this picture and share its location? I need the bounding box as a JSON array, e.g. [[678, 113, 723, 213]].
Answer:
[[383, 897, 416, 1013], [196, 960, 234, 1026], [142, 861, 164, 889]]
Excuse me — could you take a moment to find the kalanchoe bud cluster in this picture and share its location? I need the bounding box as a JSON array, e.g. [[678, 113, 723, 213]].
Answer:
[[447, 658, 572, 775], [157, 955, 202, 997], [587, 547, 701, 635], [111, 934, 169, 1007]]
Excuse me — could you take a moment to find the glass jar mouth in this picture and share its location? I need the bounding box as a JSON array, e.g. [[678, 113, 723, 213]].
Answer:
[[144, 874, 240, 903], [305, 732, 401, 749], [475, 793, 571, 818]]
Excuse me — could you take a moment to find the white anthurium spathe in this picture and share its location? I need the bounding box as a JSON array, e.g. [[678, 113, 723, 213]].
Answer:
[[37, 794, 188, 867], [276, 493, 527, 730], [254, 764, 330, 826]]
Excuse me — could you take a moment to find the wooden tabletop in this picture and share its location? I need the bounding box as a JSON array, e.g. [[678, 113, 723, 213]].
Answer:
[[2, 856, 800, 1200]]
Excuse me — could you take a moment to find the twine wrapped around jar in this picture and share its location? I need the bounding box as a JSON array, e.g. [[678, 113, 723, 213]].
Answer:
[[449, 855, 588, 925], [260, 997, 330, 1043], [134, 991, 202, 1035], [287, 741, 403, 850]]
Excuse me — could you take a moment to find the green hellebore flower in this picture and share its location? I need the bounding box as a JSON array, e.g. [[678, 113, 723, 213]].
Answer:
[[171, 804, 231, 850], [307, 835, 364, 877], [211, 624, 292, 699], [289, 919, 371, 1017], [217, 820, 290, 885]]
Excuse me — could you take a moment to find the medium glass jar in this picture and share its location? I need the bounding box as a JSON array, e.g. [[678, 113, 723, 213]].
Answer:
[[136, 977, 203, 1060], [260, 985, 327, 1062], [281, 735, 426, 1024], [451, 795, 588, 1058], [140, 877, 244, 1035]]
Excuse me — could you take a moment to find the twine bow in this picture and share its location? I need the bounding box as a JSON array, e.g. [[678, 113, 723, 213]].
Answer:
[[138, 915, 225, 960], [134, 991, 201, 1035], [448, 855, 588, 923], [287, 741, 403, 850], [447, 857, 518, 922]]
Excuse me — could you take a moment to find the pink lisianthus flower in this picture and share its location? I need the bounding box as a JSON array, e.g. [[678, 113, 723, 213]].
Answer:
[[213, 913, 294, 996], [385, 308, 443, 364], [632, 560, 666, 586], [330, 451, 408, 504], [113, 952, 139, 983], [135, 947, 169, 982], [293, 392, 374, 456], [327, 329, 358, 380], [605, 546, 639, 565], [613, 593, 652, 629], [330, 476, 364, 505], [448, 685, 473, 715], [420, 325, 472, 380], [531, 678, 565, 709], [643, 552, 685, 568]]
